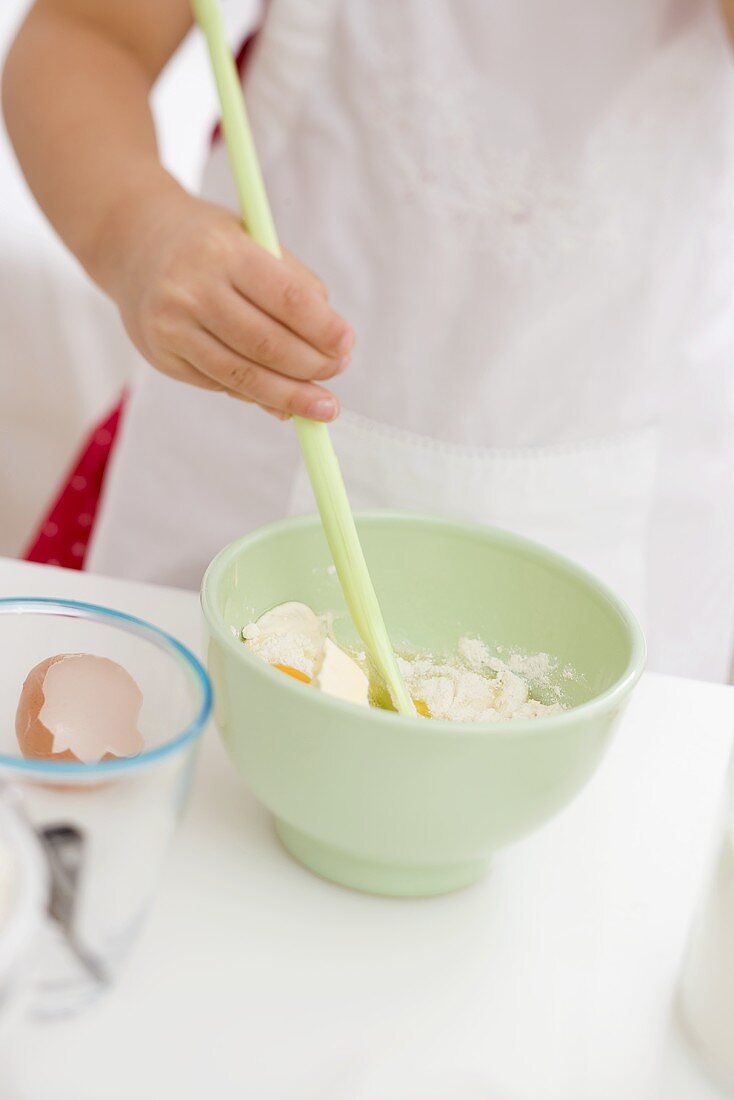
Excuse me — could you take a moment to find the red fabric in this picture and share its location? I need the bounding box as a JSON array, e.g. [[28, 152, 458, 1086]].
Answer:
[[24, 399, 126, 570]]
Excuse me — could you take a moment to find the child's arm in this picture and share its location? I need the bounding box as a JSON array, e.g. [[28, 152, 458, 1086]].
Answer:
[[721, 1, 734, 44], [3, 0, 352, 421]]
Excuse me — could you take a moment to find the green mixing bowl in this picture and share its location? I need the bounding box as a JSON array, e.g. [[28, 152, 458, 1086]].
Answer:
[[201, 512, 644, 897]]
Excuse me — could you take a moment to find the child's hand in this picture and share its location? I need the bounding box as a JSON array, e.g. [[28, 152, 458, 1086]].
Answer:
[[99, 187, 354, 421]]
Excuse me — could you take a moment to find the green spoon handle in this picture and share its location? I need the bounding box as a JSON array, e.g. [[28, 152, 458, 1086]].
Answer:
[[191, 0, 414, 715]]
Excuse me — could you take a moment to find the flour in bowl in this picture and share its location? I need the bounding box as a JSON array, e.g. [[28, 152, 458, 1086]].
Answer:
[[395, 637, 564, 723], [242, 602, 570, 722], [242, 602, 327, 678]]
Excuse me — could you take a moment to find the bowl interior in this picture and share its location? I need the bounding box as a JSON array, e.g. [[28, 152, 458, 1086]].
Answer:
[[209, 513, 642, 711]]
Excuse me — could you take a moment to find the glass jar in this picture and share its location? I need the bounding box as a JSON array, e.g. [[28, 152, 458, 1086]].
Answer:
[[0, 597, 211, 1017]]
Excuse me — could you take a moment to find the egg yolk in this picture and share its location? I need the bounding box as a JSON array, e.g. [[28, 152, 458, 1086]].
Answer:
[[274, 664, 311, 684], [274, 662, 429, 715]]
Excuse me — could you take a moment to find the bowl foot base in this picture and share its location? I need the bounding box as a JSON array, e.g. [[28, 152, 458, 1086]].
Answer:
[[275, 819, 488, 897]]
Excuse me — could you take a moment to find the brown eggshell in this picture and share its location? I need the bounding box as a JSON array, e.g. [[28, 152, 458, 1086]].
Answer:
[[15, 653, 133, 765]]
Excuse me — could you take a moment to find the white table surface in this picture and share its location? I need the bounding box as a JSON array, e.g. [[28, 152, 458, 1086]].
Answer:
[[0, 557, 732, 1100]]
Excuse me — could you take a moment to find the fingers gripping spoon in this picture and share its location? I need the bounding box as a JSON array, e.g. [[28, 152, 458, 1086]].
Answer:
[[191, 0, 415, 715]]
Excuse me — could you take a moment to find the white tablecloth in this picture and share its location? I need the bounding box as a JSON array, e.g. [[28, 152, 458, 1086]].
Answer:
[[0, 558, 731, 1100]]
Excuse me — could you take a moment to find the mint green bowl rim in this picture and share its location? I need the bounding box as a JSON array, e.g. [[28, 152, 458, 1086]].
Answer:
[[201, 511, 646, 739]]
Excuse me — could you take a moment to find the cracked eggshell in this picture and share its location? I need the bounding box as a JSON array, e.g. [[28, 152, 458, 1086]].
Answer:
[[15, 654, 144, 765]]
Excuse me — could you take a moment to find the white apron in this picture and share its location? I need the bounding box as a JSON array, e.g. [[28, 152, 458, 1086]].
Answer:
[[88, 0, 734, 682]]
